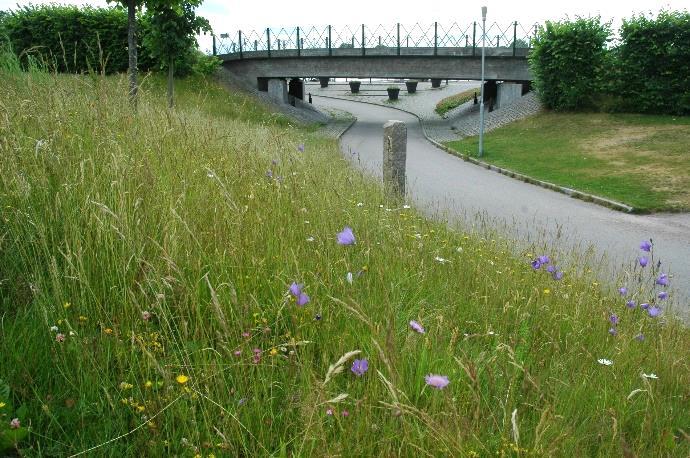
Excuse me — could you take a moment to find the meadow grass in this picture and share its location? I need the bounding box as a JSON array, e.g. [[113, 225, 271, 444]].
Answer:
[[0, 65, 689, 457], [445, 112, 690, 212]]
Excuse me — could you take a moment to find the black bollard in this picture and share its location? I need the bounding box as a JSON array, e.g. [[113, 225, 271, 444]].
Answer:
[[473, 92, 478, 104], [308, 93, 312, 104]]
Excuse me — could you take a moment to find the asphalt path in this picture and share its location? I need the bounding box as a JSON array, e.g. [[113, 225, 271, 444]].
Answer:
[[314, 96, 690, 317]]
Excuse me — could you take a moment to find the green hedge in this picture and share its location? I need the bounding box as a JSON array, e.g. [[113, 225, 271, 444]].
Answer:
[[0, 4, 218, 76], [529, 18, 611, 111], [1, 5, 139, 73], [615, 11, 690, 115]]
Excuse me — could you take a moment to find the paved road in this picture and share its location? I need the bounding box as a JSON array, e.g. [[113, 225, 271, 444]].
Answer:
[[314, 96, 690, 317]]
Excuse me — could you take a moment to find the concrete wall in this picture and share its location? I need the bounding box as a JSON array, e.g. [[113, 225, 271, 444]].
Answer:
[[267, 78, 288, 103], [496, 82, 523, 109], [222, 55, 532, 84]]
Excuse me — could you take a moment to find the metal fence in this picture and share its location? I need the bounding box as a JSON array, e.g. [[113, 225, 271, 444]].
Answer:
[[213, 22, 537, 59]]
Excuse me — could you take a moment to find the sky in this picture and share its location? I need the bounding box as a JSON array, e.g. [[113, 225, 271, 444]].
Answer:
[[1, 0, 686, 52]]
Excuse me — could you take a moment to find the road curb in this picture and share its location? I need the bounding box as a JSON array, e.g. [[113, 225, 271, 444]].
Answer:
[[313, 93, 635, 214]]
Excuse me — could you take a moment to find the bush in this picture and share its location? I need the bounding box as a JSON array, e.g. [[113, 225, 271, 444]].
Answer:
[[0, 4, 211, 76], [615, 11, 690, 115], [529, 17, 611, 111]]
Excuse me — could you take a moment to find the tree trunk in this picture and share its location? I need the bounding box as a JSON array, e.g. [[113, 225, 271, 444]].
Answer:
[[167, 57, 174, 108], [127, 0, 138, 109]]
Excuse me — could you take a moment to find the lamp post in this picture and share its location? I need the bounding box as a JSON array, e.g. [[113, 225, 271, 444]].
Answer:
[[478, 6, 487, 158]]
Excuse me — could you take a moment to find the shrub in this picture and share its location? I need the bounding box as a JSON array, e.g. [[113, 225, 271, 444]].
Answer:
[[529, 17, 611, 111], [0, 4, 211, 76], [615, 10, 690, 115]]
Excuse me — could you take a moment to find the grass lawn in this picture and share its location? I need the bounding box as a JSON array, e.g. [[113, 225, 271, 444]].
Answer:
[[445, 112, 690, 212], [1, 62, 689, 457], [435, 88, 478, 116]]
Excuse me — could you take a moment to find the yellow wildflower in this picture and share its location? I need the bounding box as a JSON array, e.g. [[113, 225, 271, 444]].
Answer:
[[176, 374, 189, 385], [104, 328, 113, 335], [0, 402, 5, 409], [119, 382, 133, 390], [269, 348, 278, 356], [63, 302, 71, 309], [543, 289, 551, 295], [144, 380, 153, 388], [78, 315, 87, 322]]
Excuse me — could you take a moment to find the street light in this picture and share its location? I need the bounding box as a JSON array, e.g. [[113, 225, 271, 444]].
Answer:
[[478, 6, 487, 158]]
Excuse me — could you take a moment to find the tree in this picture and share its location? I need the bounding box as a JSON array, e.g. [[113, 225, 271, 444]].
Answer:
[[108, 0, 141, 109], [144, 0, 210, 108]]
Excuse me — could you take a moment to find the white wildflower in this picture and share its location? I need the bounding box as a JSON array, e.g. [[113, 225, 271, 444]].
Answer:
[[597, 358, 613, 366]]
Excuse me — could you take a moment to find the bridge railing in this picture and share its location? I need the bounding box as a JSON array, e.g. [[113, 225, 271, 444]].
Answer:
[[213, 22, 537, 59]]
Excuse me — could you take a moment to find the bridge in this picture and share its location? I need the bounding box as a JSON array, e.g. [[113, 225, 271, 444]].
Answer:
[[215, 22, 535, 105]]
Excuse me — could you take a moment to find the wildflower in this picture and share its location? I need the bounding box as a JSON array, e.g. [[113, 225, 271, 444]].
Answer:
[[306, 236, 315, 242], [78, 315, 87, 322], [626, 300, 636, 309], [336, 226, 356, 245], [639, 240, 652, 252], [63, 302, 71, 309], [342, 410, 350, 417], [609, 314, 619, 325], [346, 272, 353, 284], [326, 408, 334, 416], [656, 273, 669, 287], [552, 271, 564, 280], [530, 259, 541, 270], [538, 255, 550, 265], [641, 373, 658, 379], [56, 333, 65, 342], [356, 202, 364, 207], [409, 320, 425, 334], [288, 282, 310, 306], [618, 287, 628, 296], [176, 375, 189, 385], [0, 403, 5, 409], [635, 334, 645, 341], [269, 348, 278, 356], [543, 289, 551, 295], [266, 169, 273, 179], [145, 381, 153, 388], [641, 302, 650, 310], [647, 306, 661, 317], [104, 328, 113, 335], [242, 331, 250, 338], [207, 171, 215, 178], [233, 350, 242, 356], [597, 358, 613, 366], [639, 257, 648, 267], [403, 204, 411, 209], [9, 418, 20, 429], [546, 265, 556, 273], [141, 311, 152, 321], [434, 256, 449, 264], [297, 143, 305, 152], [351, 359, 369, 376], [50, 325, 59, 332], [608, 327, 618, 336], [658, 291, 668, 300], [425, 374, 450, 389]]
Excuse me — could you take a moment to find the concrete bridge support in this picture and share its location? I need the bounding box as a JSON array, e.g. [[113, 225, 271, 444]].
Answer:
[[496, 82, 523, 109], [268, 78, 288, 104]]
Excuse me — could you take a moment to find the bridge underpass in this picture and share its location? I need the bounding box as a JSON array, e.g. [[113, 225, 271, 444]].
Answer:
[[216, 21, 534, 106]]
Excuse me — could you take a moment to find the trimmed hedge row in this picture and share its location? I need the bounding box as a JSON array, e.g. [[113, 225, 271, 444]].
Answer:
[[529, 18, 610, 111], [616, 11, 690, 115], [0, 4, 217, 75], [530, 12, 690, 115]]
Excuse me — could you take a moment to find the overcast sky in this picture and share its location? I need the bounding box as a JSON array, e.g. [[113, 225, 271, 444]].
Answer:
[[1, 0, 685, 52]]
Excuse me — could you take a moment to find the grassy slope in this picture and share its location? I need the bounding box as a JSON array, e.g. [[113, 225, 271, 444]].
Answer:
[[435, 88, 478, 116], [445, 112, 690, 212], [0, 71, 689, 457]]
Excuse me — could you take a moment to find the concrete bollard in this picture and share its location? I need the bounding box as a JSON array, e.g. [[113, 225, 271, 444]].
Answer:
[[383, 120, 407, 198]]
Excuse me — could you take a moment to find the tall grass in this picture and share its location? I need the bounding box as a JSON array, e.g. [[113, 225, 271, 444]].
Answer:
[[0, 66, 688, 457]]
